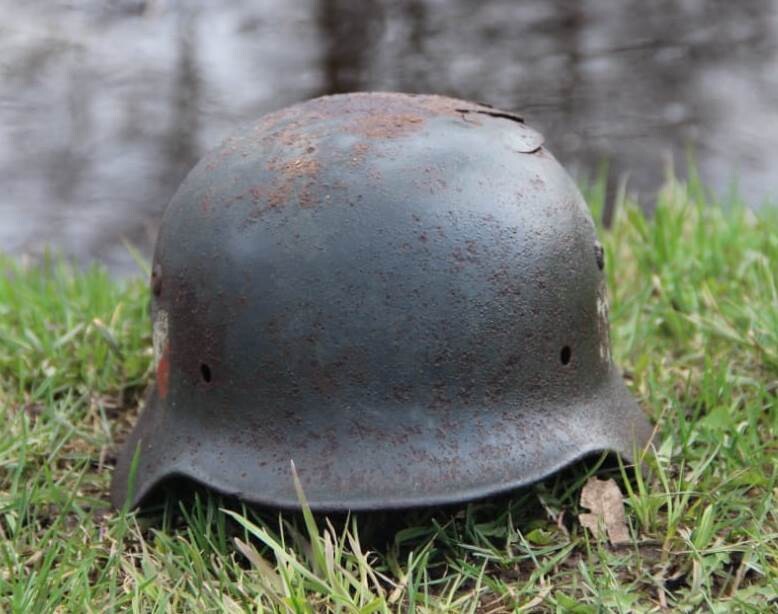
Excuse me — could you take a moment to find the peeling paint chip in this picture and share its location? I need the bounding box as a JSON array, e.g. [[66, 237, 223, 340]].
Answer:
[[579, 477, 631, 545]]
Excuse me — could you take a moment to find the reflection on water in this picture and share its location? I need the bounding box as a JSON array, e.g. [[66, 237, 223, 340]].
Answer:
[[1, 0, 776, 274]]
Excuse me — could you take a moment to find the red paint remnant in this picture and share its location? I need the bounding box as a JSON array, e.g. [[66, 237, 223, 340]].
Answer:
[[157, 343, 170, 399]]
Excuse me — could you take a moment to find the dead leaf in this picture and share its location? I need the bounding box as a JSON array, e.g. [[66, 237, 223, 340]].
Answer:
[[578, 477, 631, 546]]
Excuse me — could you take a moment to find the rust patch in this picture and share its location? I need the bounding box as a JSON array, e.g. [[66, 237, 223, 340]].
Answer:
[[216, 93, 542, 225], [251, 92, 510, 154], [347, 112, 424, 140], [241, 157, 322, 224], [350, 141, 371, 165], [271, 157, 320, 182], [266, 157, 321, 209]]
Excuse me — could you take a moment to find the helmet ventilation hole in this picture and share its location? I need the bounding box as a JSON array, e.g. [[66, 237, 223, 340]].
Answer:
[[594, 242, 605, 270], [560, 346, 572, 365], [200, 363, 212, 383]]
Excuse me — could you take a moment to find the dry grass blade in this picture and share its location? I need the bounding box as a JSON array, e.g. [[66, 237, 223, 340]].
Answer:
[[234, 537, 283, 595]]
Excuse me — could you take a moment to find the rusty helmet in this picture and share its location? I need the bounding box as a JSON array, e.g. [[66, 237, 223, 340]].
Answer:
[[111, 93, 652, 511]]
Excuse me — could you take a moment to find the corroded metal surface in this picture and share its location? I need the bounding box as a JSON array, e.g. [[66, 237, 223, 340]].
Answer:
[[111, 92, 652, 511]]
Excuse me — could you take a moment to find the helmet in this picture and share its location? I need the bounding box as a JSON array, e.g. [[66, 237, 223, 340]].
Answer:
[[111, 92, 652, 511]]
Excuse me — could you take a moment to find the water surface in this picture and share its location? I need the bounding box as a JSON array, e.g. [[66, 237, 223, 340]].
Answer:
[[1, 0, 776, 274]]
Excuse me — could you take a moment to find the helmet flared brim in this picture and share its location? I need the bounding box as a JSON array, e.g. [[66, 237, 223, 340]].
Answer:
[[111, 368, 652, 512]]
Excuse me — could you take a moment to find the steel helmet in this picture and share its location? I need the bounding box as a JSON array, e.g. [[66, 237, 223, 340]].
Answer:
[[111, 92, 652, 511]]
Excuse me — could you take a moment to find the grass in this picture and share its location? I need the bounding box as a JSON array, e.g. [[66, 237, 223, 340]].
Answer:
[[1, 173, 776, 612]]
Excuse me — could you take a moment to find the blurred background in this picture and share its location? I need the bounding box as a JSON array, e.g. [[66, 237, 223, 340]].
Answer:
[[1, 0, 776, 275]]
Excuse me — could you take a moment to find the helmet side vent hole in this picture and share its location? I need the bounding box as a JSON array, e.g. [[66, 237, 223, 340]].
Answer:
[[594, 243, 605, 270], [200, 363, 212, 383], [560, 346, 572, 366]]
